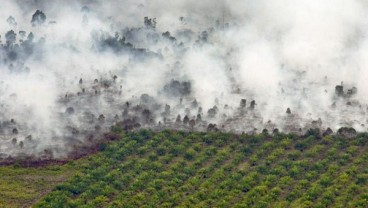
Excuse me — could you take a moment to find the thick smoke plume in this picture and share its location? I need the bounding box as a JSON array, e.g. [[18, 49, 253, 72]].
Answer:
[[0, 0, 368, 159]]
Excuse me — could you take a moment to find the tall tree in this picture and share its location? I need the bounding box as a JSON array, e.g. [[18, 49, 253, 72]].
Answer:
[[5, 30, 16, 46], [31, 10, 46, 27], [7, 16, 17, 26]]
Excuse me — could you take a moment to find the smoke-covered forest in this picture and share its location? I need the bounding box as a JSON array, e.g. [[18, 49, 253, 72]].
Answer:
[[0, 0, 367, 160]]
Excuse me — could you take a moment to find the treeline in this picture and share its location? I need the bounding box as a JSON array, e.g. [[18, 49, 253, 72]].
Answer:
[[35, 129, 368, 207]]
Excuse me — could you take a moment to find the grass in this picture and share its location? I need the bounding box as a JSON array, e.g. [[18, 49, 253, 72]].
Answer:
[[0, 164, 75, 208]]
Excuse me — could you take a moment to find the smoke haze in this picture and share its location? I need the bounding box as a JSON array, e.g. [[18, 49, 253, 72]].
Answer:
[[0, 0, 368, 159]]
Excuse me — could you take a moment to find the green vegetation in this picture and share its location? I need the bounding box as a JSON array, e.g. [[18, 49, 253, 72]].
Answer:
[[1, 129, 368, 207], [0, 164, 75, 208]]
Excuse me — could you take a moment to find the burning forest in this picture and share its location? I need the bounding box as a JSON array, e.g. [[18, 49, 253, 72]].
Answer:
[[1, 0, 368, 160]]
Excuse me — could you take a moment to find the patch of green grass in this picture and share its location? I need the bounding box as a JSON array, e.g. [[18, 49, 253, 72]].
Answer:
[[0, 164, 76, 208]]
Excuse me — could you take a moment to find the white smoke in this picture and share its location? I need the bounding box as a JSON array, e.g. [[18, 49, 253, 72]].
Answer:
[[0, 0, 367, 159]]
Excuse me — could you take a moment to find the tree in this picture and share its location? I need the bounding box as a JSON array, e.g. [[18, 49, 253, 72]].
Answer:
[[144, 17, 156, 29], [176, 115, 181, 123], [240, 99, 246, 108], [183, 115, 189, 125], [189, 119, 195, 130], [31, 10, 46, 27], [27, 32, 34, 42], [286, 108, 291, 114], [19, 31, 26, 40], [7, 16, 17, 26], [81, 6, 90, 13], [5, 30, 16, 46], [250, 100, 256, 109]]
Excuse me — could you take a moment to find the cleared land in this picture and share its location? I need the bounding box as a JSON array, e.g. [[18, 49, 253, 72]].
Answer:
[[0, 164, 75, 208]]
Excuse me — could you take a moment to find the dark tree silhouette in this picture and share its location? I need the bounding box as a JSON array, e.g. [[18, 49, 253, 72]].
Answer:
[[200, 31, 208, 42], [144, 17, 156, 29], [12, 128, 18, 134], [162, 31, 176, 42], [176, 114, 181, 123], [250, 100, 256, 109], [335, 85, 344, 96], [98, 114, 105, 121], [162, 31, 171, 38], [164, 104, 170, 115], [189, 119, 195, 129], [11, 138, 17, 145], [19, 31, 26, 40], [81, 6, 90, 13], [240, 99, 246, 108], [286, 108, 291, 114], [183, 115, 189, 124], [323, 127, 333, 136], [163, 80, 191, 97], [191, 99, 198, 108], [196, 114, 202, 122], [31, 10, 46, 27], [207, 106, 218, 118], [142, 109, 151, 123], [7, 16, 17, 26], [27, 32, 34, 42], [5, 30, 16, 46], [65, 107, 75, 115]]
